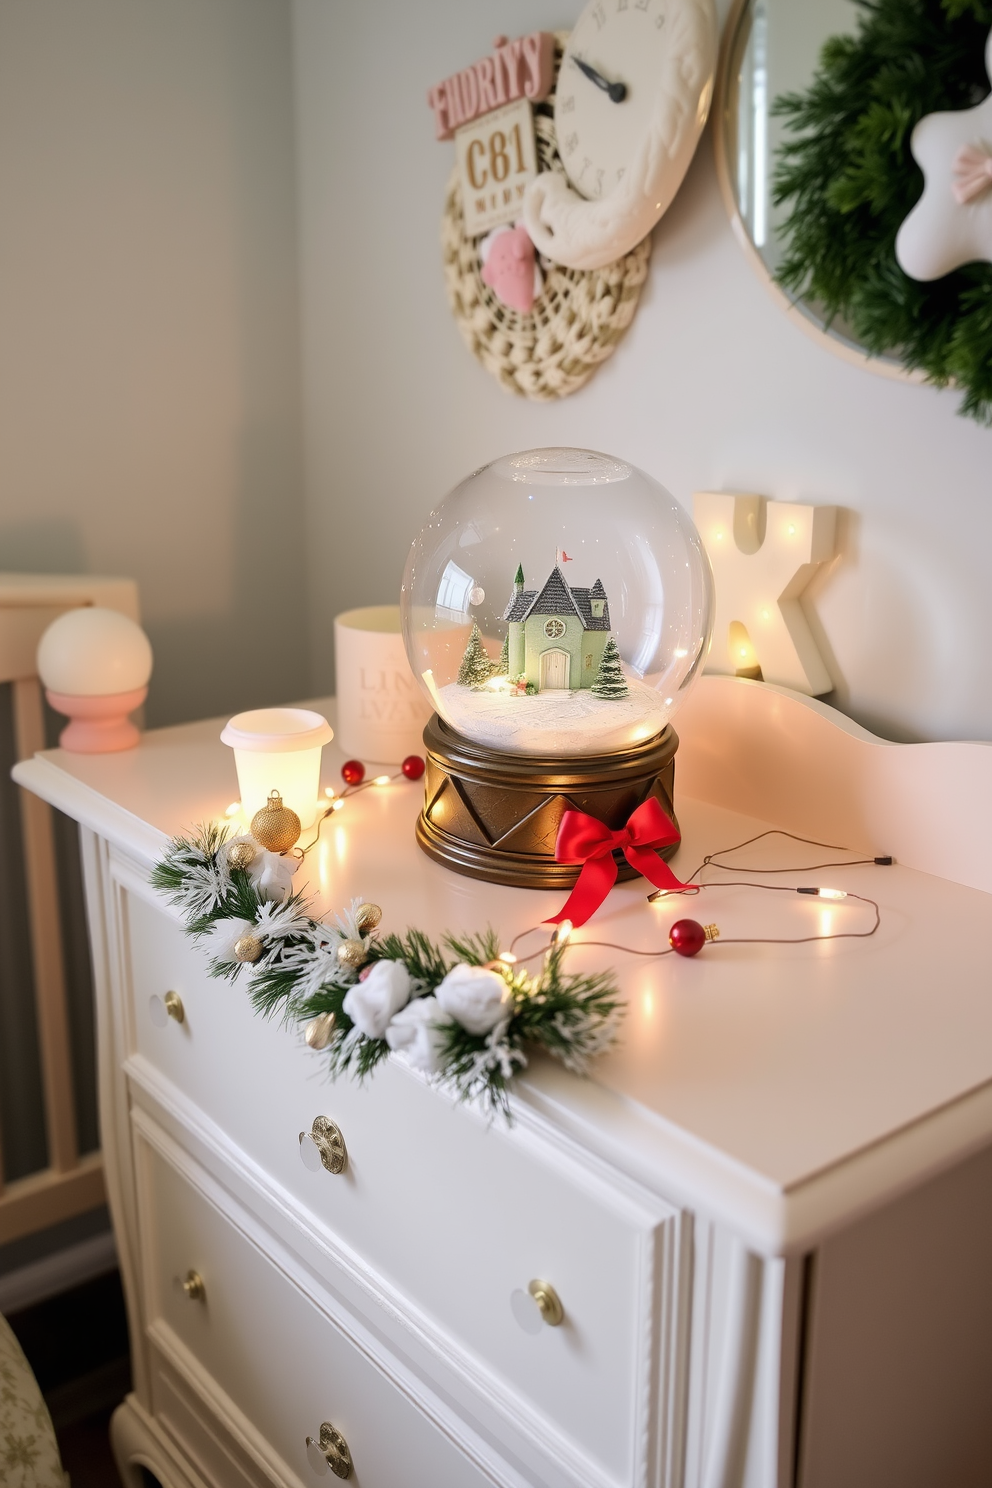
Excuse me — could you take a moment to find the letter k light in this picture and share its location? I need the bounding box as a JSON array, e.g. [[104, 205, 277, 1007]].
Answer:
[[693, 493, 837, 696]]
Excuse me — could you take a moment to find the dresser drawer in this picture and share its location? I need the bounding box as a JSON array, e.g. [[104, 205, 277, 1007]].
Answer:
[[285, 1062, 675, 1486], [125, 882, 280, 1113], [135, 1124, 495, 1488], [124, 884, 682, 1486]]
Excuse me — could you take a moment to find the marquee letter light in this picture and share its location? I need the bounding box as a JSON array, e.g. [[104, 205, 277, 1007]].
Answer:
[[692, 493, 837, 696]]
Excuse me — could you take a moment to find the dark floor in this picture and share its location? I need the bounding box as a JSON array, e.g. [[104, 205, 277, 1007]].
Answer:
[[6, 1269, 131, 1487]]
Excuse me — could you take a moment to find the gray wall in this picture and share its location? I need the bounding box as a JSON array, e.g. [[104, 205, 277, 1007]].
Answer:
[[292, 0, 992, 745], [0, 0, 308, 726], [1, 0, 989, 741]]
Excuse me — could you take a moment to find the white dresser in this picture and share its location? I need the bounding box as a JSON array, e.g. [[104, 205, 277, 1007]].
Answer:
[[13, 677, 992, 1488]]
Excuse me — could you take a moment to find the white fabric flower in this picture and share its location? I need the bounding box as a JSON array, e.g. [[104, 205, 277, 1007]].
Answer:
[[250, 849, 299, 903], [222, 834, 298, 903], [343, 960, 412, 1040], [435, 963, 511, 1035], [385, 996, 447, 1074], [203, 917, 256, 963]]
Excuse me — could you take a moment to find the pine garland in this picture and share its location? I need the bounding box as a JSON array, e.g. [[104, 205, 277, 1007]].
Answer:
[[772, 0, 992, 423], [151, 824, 624, 1119]]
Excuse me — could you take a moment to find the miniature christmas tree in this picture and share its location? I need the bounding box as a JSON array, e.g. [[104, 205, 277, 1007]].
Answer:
[[457, 622, 495, 687], [495, 633, 509, 676], [591, 637, 628, 698]]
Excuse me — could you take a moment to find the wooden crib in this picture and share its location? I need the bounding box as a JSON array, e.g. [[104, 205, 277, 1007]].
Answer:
[[0, 575, 139, 1252]]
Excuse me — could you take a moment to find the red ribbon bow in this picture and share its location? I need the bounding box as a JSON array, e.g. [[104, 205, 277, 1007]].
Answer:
[[547, 797, 687, 928]]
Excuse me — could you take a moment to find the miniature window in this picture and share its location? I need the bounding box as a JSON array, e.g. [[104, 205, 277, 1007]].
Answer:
[[544, 618, 566, 639]]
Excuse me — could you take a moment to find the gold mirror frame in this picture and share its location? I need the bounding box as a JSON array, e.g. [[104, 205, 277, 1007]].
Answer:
[[713, 0, 924, 387]]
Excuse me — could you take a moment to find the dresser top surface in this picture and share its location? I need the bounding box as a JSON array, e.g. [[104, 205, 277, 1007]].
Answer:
[[15, 676, 992, 1250]]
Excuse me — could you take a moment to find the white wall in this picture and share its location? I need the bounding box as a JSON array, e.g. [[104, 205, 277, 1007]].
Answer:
[[292, 0, 992, 745], [0, 0, 307, 726]]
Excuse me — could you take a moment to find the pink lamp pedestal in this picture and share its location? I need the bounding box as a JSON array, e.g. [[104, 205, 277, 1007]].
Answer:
[[45, 686, 148, 753]]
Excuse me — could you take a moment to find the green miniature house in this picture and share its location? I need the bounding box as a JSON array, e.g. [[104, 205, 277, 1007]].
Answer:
[[502, 564, 611, 691]]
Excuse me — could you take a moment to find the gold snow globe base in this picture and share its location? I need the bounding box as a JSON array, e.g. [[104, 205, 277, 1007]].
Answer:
[[416, 713, 679, 889]]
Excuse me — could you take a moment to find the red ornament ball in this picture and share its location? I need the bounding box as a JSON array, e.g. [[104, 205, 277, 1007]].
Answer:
[[401, 754, 425, 781], [341, 759, 365, 786], [669, 919, 706, 957]]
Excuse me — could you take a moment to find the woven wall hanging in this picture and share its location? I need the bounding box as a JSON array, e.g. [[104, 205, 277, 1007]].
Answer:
[[440, 39, 650, 401]]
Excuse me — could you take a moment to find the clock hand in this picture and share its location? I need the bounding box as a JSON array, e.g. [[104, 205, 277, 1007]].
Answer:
[[572, 56, 627, 103]]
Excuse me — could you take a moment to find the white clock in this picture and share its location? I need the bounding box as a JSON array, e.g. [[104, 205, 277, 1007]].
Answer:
[[523, 0, 717, 271]]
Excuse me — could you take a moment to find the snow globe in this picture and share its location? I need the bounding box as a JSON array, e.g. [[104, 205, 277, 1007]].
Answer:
[[401, 447, 713, 886]]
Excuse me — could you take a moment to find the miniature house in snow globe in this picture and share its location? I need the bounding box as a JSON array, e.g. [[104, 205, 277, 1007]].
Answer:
[[401, 448, 713, 886]]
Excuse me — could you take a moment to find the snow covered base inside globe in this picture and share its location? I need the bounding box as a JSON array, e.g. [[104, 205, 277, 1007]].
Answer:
[[416, 712, 679, 888], [437, 676, 670, 756]]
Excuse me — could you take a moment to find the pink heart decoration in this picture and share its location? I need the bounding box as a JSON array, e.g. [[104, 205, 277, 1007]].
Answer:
[[481, 225, 539, 314]]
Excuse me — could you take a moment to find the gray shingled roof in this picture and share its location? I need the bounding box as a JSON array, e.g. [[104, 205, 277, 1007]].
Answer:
[[524, 566, 584, 622], [503, 589, 536, 622], [502, 566, 611, 629], [570, 584, 611, 631]]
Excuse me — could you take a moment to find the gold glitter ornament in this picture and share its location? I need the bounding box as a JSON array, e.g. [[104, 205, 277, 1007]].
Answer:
[[226, 839, 257, 871], [234, 934, 264, 963], [355, 903, 382, 934], [336, 939, 367, 969], [251, 790, 301, 853], [304, 1011, 337, 1050]]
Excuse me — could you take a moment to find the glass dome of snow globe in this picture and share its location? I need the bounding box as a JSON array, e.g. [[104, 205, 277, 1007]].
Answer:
[[401, 447, 713, 759]]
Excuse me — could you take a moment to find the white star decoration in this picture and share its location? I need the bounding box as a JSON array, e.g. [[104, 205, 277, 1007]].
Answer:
[[896, 28, 992, 281]]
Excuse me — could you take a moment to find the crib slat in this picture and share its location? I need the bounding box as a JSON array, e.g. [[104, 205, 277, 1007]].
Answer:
[[0, 1153, 105, 1246], [11, 677, 79, 1176]]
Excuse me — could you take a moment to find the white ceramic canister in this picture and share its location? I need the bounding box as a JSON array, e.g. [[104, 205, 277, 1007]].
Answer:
[[333, 605, 431, 763]]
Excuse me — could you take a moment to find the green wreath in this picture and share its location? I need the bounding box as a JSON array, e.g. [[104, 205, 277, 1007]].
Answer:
[[773, 0, 992, 423]]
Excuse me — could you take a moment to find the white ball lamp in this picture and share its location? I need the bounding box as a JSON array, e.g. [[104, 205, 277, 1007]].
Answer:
[[37, 607, 153, 753], [221, 709, 333, 829]]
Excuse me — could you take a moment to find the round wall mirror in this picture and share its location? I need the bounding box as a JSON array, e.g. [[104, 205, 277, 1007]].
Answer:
[[714, 0, 920, 383]]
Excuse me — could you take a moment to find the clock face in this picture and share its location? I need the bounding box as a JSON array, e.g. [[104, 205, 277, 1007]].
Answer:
[[555, 0, 678, 199]]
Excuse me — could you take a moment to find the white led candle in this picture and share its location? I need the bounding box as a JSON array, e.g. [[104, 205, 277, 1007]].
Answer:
[[221, 708, 333, 829]]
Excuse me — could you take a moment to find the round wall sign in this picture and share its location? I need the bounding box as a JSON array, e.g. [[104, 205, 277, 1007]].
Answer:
[[441, 37, 651, 401]]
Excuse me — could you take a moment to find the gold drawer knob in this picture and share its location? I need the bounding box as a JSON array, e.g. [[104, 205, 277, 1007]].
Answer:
[[528, 1279, 564, 1326], [299, 1116, 347, 1176], [149, 991, 185, 1027], [182, 1270, 205, 1302], [306, 1422, 352, 1479]]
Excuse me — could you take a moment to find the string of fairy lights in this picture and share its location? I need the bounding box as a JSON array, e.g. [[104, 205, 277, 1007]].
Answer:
[[224, 758, 891, 973], [223, 753, 427, 852], [508, 829, 892, 967]]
